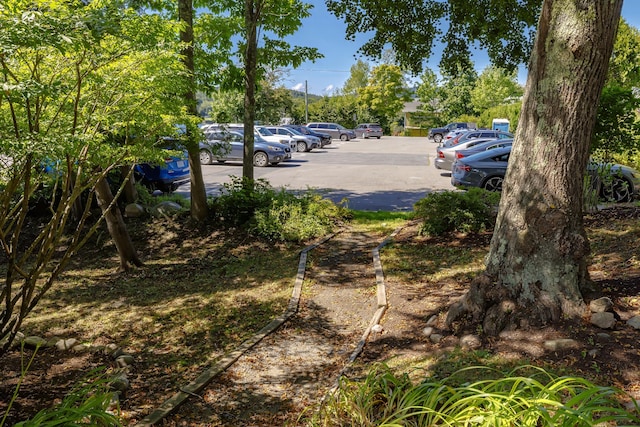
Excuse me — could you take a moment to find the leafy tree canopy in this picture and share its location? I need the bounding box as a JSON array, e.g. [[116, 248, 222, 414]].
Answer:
[[326, 0, 540, 76]]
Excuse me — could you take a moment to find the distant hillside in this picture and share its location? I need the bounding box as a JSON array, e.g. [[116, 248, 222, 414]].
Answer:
[[289, 90, 325, 101]]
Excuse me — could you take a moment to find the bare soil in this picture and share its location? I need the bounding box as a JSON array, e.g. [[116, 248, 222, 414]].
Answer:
[[1, 207, 640, 426]]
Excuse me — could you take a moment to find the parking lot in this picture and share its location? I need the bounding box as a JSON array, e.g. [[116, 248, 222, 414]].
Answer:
[[178, 136, 453, 211]]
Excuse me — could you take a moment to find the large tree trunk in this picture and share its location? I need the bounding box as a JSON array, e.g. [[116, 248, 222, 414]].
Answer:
[[179, 0, 208, 221], [94, 177, 144, 272], [447, 0, 623, 335], [243, 0, 259, 182]]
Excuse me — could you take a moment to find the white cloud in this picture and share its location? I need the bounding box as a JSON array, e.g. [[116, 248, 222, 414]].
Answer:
[[323, 84, 334, 93], [291, 83, 304, 91]]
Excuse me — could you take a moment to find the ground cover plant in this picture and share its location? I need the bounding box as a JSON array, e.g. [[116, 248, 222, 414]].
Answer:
[[1, 203, 639, 425]]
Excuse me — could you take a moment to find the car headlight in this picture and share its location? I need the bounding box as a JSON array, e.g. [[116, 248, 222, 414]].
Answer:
[[271, 146, 283, 151]]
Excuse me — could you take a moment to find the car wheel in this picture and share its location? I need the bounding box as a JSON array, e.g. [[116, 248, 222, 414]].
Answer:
[[340, 134, 348, 141], [216, 160, 226, 164], [271, 162, 280, 166], [376, 136, 381, 139], [296, 141, 307, 152], [253, 151, 269, 167], [601, 177, 632, 203], [433, 134, 443, 144], [483, 176, 504, 192], [199, 149, 213, 165]]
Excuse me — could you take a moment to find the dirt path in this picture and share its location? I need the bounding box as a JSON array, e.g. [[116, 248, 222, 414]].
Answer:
[[157, 228, 384, 426]]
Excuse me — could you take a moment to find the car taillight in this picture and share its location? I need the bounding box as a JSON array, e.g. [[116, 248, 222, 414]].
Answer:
[[438, 151, 445, 158], [455, 152, 464, 159], [164, 158, 173, 163]]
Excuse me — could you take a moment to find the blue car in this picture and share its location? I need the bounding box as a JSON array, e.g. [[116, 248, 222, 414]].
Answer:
[[134, 140, 190, 193]]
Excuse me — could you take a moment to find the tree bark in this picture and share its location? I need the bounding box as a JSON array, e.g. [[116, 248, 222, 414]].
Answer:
[[243, 0, 259, 182], [94, 177, 144, 272], [179, 0, 208, 221], [447, 0, 623, 335]]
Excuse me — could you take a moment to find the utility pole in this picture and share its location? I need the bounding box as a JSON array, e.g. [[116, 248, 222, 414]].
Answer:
[[305, 80, 309, 124]]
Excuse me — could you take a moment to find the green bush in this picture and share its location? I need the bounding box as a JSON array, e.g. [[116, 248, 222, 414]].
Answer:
[[211, 176, 276, 226], [252, 191, 348, 241], [211, 177, 349, 242], [413, 188, 500, 236]]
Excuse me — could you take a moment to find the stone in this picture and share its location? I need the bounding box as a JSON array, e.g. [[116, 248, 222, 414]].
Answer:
[[589, 297, 614, 313], [627, 316, 640, 330], [124, 203, 145, 218], [55, 338, 78, 351], [426, 315, 438, 326], [429, 333, 443, 344], [371, 324, 383, 333], [591, 312, 616, 329], [595, 333, 612, 343], [544, 339, 579, 352], [459, 334, 481, 349], [23, 336, 48, 349], [422, 327, 434, 337], [150, 201, 183, 217], [116, 355, 135, 368]]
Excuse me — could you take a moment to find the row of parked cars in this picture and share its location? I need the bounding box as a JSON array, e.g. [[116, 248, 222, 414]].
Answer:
[[135, 122, 384, 192], [436, 128, 640, 203]]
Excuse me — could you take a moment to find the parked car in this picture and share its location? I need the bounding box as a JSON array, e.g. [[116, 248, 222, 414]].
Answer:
[[306, 122, 356, 141], [452, 139, 514, 164], [265, 126, 321, 152], [134, 141, 190, 193], [283, 124, 332, 147], [254, 126, 296, 151], [451, 146, 640, 202], [199, 129, 290, 167], [354, 123, 383, 139], [444, 129, 513, 148], [428, 122, 477, 144], [435, 138, 499, 171]]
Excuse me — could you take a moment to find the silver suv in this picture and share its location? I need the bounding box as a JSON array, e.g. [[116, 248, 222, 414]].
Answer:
[[306, 122, 356, 141]]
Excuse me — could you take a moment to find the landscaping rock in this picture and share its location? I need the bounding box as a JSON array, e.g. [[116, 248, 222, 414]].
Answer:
[[589, 297, 613, 313], [591, 312, 616, 329], [459, 334, 481, 349], [150, 201, 183, 217], [627, 316, 640, 330], [422, 326, 434, 337], [23, 336, 48, 349], [124, 203, 145, 218], [55, 338, 78, 351], [429, 333, 443, 344], [544, 338, 579, 351]]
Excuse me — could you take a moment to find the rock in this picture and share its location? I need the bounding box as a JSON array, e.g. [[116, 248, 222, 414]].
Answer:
[[587, 349, 599, 358], [459, 334, 481, 349], [544, 338, 579, 352], [589, 297, 614, 313], [430, 333, 443, 344], [55, 338, 78, 351], [591, 312, 616, 329], [116, 354, 135, 368], [150, 201, 183, 217], [426, 315, 438, 326], [627, 316, 640, 329], [23, 336, 48, 349], [124, 203, 145, 218], [111, 374, 130, 394], [422, 327, 434, 337], [72, 344, 90, 353], [371, 324, 383, 333], [595, 333, 612, 343]]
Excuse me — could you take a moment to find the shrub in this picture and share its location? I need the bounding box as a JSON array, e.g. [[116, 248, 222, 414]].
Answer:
[[413, 188, 500, 236], [253, 191, 348, 241], [211, 177, 349, 242]]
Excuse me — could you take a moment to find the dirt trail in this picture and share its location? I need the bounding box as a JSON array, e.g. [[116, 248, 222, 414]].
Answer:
[[159, 229, 383, 426]]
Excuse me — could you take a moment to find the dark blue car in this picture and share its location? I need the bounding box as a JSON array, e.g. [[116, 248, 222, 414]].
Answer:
[[134, 140, 190, 193]]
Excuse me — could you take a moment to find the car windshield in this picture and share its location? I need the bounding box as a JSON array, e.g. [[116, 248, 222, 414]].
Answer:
[[256, 126, 274, 136], [285, 127, 302, 135]]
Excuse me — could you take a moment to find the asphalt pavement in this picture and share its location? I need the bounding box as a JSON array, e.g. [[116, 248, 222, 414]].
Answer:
[[177, 136, 453, 211]]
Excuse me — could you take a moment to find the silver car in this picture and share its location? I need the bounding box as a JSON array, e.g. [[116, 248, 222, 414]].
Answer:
[[435, 138, 498, 171], [265, 126, 321, 152], [199, 130, 290, 167], [306, 122, 356, 141], [354, 123, 383, 139]]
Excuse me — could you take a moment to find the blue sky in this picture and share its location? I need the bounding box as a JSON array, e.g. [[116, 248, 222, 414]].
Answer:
[[285, 1, 640, 96]]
